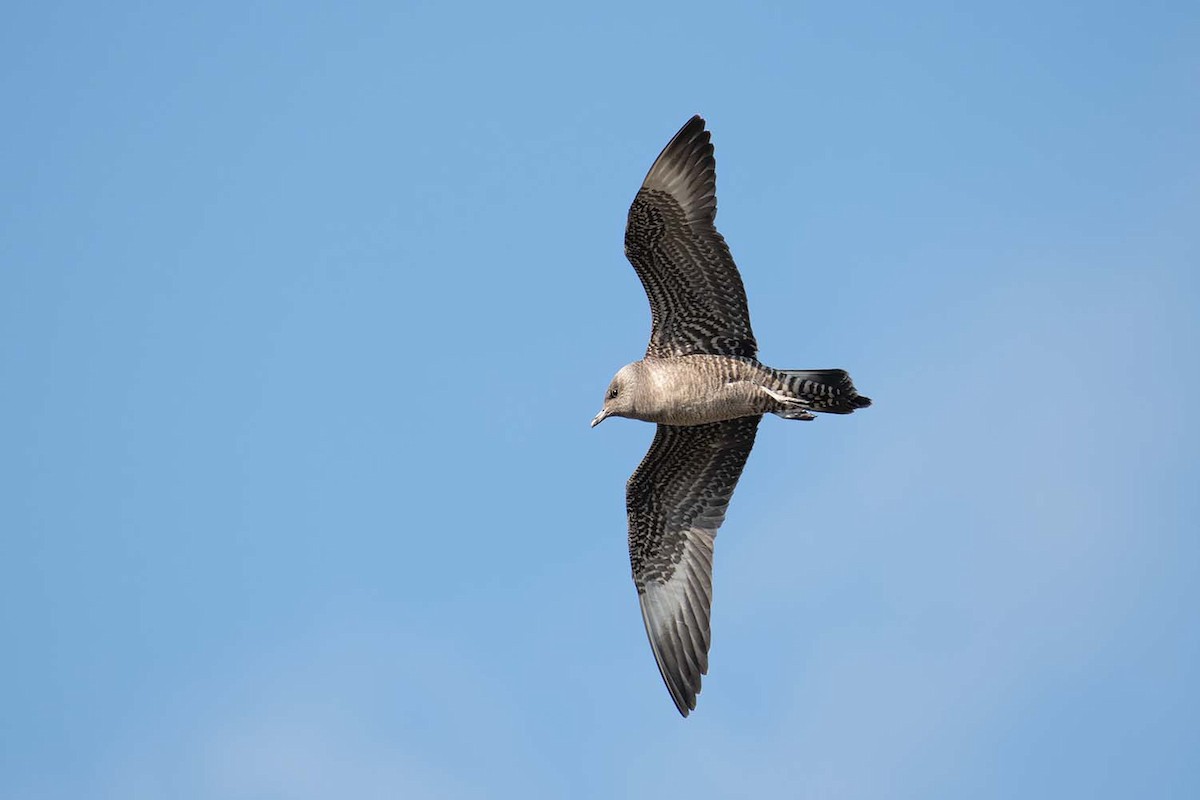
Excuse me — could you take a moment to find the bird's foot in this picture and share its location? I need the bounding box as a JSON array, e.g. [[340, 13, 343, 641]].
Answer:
[[759, 385, 817, 421]]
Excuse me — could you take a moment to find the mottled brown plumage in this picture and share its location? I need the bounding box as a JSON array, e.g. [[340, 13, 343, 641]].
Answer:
[[593, 115, 871, 717]]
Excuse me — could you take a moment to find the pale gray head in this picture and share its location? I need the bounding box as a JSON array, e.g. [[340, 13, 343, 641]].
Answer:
[[591, 362, 648, 427]]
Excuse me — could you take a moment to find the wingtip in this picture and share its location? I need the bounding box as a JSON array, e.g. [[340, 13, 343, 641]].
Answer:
[[665, 675, 699, 718], [659, 114, 710, 160], [638, 115, 719, 226], [639, 583, 707, 719]]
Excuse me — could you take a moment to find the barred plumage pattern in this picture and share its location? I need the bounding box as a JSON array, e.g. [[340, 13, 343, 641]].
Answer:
[[605, 115, 871, 717], [626, 416, 760, 715], [625, 117, 757, 359]]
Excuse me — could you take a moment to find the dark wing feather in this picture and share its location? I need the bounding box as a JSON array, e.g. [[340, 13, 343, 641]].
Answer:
[[624, 115, 757, 359], [626, 416, 761, 716]]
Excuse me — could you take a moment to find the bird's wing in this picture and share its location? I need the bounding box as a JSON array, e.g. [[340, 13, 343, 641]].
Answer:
[[624, 115, 757, 359], [626, 415, 761, 716]]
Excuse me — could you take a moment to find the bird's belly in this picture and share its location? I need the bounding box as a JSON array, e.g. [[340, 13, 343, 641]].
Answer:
[[651, 398, 757, 426], [643, 365, 764, 426]]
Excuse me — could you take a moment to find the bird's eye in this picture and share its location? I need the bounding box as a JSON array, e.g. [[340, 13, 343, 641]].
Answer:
[[608, 387, 619, 399]]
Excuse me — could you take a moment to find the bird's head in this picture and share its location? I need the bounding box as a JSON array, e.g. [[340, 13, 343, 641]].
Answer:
[[591, 362, 646, 427]]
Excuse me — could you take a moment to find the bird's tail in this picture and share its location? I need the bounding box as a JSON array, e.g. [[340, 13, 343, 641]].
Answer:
[[772, 369, 872, 417]]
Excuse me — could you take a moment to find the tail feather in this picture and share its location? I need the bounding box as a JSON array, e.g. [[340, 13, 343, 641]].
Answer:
[[775, 369, 872, 415]]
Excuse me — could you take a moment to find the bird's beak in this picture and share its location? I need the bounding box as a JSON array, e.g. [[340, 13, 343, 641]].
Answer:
[[590, 409, 609, 428]]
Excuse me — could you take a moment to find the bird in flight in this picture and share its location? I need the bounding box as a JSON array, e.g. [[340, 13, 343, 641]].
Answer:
[[592, 115, 872, 716]]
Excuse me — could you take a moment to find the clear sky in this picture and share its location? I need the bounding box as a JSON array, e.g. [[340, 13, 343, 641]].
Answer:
[[2, 2, 1197, 798]]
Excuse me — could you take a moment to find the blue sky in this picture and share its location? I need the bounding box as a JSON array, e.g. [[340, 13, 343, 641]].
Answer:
[[2, 2, 1197, 797]]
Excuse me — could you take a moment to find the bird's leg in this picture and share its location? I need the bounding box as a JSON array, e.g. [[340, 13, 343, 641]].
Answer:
[[757, 385, 816, 421]]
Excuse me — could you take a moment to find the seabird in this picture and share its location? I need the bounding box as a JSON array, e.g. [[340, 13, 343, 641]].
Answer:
[[592, 115, 872, 716]]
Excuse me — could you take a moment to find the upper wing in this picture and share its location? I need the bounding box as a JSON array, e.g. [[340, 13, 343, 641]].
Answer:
[[626, 416, 761, 716], [624, 115, 757, 359]]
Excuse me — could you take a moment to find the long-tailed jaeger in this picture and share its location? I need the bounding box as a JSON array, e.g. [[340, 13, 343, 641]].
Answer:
[[592, 115, 872, 717]]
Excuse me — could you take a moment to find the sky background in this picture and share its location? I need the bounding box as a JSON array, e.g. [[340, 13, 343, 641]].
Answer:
[[2, 2, 1198, 798]]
